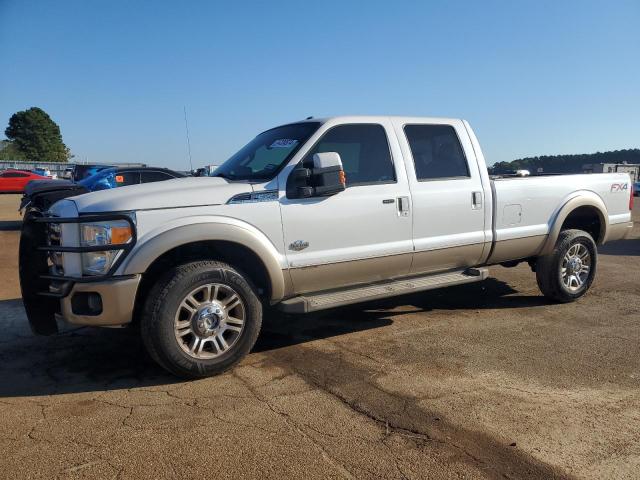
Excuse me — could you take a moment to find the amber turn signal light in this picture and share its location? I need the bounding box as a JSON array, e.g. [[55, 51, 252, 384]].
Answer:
[[110, 226, 132, 244]]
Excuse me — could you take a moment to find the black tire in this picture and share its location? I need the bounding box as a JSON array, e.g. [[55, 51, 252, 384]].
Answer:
[[535, 229, 597, 303], [141, 260, 262, 378]]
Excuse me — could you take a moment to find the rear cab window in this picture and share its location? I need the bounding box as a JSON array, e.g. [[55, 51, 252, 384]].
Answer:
[[403, 124, 470, 180]]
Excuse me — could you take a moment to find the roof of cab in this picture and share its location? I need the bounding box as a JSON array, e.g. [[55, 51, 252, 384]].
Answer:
[[262, 116, 466, 136], [293, 115, 464, 124]]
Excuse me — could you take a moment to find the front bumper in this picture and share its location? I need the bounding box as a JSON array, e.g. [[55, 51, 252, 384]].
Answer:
[[19, 211, 137, 335], [58, 275, 141, 327]]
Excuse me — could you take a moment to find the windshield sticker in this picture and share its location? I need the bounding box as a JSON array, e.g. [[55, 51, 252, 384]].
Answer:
[[269, 139, 298, 149]]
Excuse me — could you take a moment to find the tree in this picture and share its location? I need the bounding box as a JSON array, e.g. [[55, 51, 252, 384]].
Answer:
[[0, 140, 27, 160], [4, 107, 70, 162], [489, 149, 640, 175]]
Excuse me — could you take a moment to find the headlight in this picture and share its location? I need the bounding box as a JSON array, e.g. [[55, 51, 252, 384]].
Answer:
[[81, 221, 132, 246], [80, 220, 132, 276], [48, 223, 64, 274]]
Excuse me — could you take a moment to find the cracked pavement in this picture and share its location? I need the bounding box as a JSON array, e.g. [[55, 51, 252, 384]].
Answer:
[[1, 195, 639, 479]]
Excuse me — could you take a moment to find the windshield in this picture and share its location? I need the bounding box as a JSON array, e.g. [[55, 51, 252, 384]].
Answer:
[[215, 122, 320, 181]]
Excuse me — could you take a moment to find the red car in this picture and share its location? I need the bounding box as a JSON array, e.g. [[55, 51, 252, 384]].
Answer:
[[0, 169, 49, 193]]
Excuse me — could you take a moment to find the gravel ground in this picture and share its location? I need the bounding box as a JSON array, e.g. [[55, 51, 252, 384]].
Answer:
[[0, 194, 638, 479]]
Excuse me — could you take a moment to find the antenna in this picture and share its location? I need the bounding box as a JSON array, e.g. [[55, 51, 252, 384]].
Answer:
[[183, 106, 194, 172]]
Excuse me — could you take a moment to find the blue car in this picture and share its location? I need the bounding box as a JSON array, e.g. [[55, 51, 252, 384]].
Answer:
[[72, 164, 113, 181], [634, 181, 640, 197]]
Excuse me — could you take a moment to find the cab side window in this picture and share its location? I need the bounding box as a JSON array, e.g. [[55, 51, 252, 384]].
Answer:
[[304, 124, 396, 186], [404, 125, 470, 180]]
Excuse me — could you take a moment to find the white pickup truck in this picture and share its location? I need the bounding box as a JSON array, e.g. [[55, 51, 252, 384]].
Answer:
[[19, 116, 634, 378]]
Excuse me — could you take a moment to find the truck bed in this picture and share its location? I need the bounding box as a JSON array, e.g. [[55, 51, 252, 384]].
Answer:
[[486, 173, 632, 264]]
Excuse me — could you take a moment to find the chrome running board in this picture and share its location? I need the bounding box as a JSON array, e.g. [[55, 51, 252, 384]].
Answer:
[[278, 268, 489, 313]]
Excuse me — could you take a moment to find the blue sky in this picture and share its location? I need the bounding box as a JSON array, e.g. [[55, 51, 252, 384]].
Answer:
[[1, 0, 638, 170]]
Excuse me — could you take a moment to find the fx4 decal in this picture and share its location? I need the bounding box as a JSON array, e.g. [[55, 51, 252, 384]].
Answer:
[[610, 183, 628, 193]]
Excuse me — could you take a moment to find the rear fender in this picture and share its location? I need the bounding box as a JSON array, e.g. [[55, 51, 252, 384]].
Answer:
[[541, 192, 608, 255]]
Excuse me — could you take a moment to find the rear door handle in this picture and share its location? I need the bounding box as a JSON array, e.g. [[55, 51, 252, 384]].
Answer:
[[472, 191, 483, 209]]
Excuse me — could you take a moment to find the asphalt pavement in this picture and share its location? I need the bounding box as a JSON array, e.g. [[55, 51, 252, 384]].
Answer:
[[1, 194, 638, 479]]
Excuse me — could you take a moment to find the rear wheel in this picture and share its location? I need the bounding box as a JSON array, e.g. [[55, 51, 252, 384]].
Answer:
[[536, 229, 597, 303], [141, 260, 262, 378]]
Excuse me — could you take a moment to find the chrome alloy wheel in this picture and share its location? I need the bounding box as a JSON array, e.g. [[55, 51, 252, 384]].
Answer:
[[561, 243, 591, 292], [174, 283, 245, 359]]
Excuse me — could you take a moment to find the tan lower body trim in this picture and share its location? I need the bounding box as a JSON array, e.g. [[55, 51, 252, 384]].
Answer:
[[288, 236, 549, 296], [289, 253, 413, 295], [411, 243, 485, 276], [487, 235, 546, 264]]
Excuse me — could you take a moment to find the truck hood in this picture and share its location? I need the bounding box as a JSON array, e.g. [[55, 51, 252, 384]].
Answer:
[[69, 177, 252, 213]]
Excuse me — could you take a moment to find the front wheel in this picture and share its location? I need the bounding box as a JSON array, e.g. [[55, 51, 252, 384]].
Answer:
[[535, 229, 597, 303], [141, 260, 262, 378]]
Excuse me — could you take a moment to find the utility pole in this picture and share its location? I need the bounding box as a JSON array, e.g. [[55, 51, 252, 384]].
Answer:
[[183, 106, 194, 172]]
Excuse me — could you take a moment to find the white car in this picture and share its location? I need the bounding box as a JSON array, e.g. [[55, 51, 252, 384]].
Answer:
[[61, 167, 74, 180], [20, 116, 634, 378]]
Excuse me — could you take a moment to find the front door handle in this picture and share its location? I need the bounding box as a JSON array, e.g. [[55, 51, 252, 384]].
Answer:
[[398, 196, 410, 216]]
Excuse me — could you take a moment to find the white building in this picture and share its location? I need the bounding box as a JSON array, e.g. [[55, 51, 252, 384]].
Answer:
[[583, 163, 639, 182]]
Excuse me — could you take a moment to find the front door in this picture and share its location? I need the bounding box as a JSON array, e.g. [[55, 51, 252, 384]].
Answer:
[[279, 120, 413, 294]]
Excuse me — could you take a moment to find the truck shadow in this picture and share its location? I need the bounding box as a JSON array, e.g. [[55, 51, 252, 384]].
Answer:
[[598, 238, 640, 256], [360, 277, 550, 312], [0, 220, 21, 231], [0, 277, 547, 397], [255, 278, 549, 352]]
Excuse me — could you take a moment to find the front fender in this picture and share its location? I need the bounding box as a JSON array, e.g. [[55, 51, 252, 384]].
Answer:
[[118, 216, 288, 301], [541, 191, 608, 255]]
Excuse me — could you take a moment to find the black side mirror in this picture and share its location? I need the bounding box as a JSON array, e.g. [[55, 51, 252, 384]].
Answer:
[[287, 152, 346, 199]]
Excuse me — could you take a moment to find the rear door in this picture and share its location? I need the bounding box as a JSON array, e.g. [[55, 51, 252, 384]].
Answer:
[[278, 120, 413, 294], [392, 119, 487, 274]]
